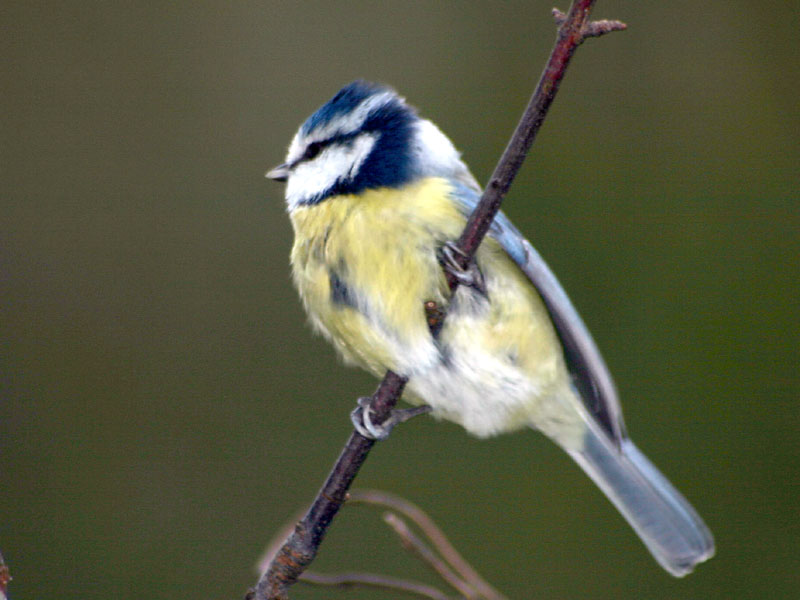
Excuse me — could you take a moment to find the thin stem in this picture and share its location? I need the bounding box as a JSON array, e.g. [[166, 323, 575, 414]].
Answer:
[[383, 513, 477, 599], [300, 571, 452, 600], [349, 489, 506, 600]]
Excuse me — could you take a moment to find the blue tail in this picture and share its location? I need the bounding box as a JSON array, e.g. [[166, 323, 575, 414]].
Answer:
[[566, 424, 715, 576]]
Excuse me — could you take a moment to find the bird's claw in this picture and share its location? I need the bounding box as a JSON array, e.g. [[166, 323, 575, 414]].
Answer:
[[350, 398, 432, 441], [441, 241, 487, 295]]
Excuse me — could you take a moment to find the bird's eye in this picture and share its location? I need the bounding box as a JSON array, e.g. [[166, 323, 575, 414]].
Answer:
[[303, 142, 323, 161]]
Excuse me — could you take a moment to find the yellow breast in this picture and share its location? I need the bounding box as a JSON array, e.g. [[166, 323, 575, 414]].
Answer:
[[289, 177, 462, 375]]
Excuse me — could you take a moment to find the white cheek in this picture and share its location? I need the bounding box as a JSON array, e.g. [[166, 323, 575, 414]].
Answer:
[[344, 133, 379, 178], [285, 133, 378, 209]]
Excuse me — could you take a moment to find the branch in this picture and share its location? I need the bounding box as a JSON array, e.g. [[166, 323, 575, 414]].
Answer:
[[0, 551, 10, 600], [448, 1, 624, 282], [252, 3, 625, 598], [252, 374, 406, 600]]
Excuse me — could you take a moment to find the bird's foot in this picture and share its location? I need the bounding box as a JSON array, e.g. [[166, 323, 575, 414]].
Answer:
[[350, 398, 432, 441], [441, 241, 487, 295]]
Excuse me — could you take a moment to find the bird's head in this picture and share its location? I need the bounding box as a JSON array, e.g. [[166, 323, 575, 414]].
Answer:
[[267, 80, 478, 209]]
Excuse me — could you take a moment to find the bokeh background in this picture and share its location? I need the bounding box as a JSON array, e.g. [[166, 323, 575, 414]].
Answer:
[[2, 1, 797, 599]]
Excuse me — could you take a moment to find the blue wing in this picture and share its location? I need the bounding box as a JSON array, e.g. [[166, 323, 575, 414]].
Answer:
[[449, 182, 627, 444]]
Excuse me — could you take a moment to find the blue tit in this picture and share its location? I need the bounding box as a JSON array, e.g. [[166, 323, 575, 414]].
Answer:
[[267, 81, 714, 576]]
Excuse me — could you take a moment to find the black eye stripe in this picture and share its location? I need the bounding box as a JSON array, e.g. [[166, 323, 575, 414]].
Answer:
[[299, 132, 364, 164]]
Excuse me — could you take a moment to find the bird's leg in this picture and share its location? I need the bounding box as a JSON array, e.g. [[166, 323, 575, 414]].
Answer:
[[440, 241, 487, 296], [350, 397, 432, 441]]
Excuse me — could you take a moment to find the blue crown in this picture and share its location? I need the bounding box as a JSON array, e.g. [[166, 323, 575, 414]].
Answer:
[[301, 80, 390, 135]]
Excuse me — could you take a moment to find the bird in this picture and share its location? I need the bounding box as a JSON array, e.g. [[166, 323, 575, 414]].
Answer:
[[266, 80, 715, 577]]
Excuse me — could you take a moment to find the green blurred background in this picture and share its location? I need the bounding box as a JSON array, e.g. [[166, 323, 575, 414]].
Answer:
[[2, 1, 797, 598]]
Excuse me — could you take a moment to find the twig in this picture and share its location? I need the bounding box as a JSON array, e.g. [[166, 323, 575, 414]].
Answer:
[[383, 512, 477, 599], [552, 8, 627, 38], [301, 571, 452, 600], [252, 3, 625, 598], [0, 551, 10, 600], [349, 489, 506, 600]]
